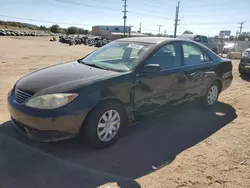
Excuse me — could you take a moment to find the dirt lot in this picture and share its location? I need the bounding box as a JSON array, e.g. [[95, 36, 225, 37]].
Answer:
[[0, 37, 249, 188]]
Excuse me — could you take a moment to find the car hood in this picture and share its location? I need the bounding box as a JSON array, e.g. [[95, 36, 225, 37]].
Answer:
[[16, 61, 119, 94]]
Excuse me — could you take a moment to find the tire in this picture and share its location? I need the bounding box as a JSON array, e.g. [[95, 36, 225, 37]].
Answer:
[[202, 82, 220, 108], [82, 101, 127, 148]]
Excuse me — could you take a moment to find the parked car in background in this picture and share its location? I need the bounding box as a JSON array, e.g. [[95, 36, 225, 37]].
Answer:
[[178, 34, 220, 54], [223, 43, 235, 53], [239, 48, 250, 76], [8, 37, 233, 148], [0, 29, 7, 36]]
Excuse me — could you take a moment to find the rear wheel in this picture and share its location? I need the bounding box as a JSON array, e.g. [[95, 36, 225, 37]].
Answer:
[[202, 82, 220, 108], [83, 101, 127, 148]]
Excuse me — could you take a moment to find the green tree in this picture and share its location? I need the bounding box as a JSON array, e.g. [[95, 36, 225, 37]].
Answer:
[[39, 25, 47, 30], [59, 28, 67, 34], [238, 32, 250, 41], [67, 26, 79, 34], [183, 30, 193, 34], [79, 28, 89, 34], [229, 35, 235, 41], [50, 24, 60, 33]]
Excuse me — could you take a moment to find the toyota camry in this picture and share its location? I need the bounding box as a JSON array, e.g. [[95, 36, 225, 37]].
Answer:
[[8, 37, 233, 148]]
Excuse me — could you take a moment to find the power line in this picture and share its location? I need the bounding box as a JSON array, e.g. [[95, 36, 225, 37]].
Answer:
[[2, 14, 249, 32], [139, 0, 176, 6], [182, 11, 249, 17], [133, 26, 182, 34], [53, 0, 175, 20], [129, 11, 174, 20], [54, 0, 117, 11], [184, 6, 250, 12], [131, 0, 176, 10], [133, 26, 158, 32], [180, 21, 249, 26], [0, 15, 93, 26]]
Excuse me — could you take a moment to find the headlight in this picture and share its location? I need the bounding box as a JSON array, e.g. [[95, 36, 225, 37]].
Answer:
[[243, 51, 250, 58], [25, 93, 78, 109]]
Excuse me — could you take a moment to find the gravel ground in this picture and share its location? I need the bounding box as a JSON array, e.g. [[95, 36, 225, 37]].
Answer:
[[0, 37, 249, 188]]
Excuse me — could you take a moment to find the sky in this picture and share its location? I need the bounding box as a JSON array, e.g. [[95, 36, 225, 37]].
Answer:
[[0, 0, 250, 36]]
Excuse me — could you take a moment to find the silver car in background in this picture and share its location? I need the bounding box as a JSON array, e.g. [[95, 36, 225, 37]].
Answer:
[[178, 34, 220, 54]]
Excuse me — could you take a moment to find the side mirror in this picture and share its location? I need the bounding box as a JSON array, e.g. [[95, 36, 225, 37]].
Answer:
[[140, 64, 160, 74]]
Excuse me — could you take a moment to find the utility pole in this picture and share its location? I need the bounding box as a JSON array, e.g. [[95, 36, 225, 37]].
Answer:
[[129, 24, 133, 37], [122, 0, 128, 36], [234, 30, 239, 52], [158, 25, 162, 35], [139, 22, 142, 33], [174, 1, 180, 38], [239, 22, 245, 34]]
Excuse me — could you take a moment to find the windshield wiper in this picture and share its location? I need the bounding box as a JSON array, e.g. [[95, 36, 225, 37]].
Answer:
[[79, 60, 109, 70], [78, 60, 127, 72]]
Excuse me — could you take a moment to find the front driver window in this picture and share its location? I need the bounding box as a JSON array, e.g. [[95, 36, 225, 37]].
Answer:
[[145, 43, 181, 70]]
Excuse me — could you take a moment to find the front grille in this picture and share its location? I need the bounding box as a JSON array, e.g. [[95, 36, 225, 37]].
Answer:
[[15, 88, 33, 104]]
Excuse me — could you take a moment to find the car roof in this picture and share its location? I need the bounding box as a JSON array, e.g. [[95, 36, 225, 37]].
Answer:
[[116, 37, 183, 44]]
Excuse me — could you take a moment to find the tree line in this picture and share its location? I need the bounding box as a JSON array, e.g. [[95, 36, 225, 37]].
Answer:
[[0, 20, 89, 35], [48, 24, 89, 35], [182, 30, 250, 41]]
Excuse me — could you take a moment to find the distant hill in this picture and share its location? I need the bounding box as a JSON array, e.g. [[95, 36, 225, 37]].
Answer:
[[0, 20, 43, 30], [0, 20, 89, 35]]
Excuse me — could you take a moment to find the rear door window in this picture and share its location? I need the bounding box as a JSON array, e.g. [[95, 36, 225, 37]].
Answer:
[[182, 43, 211, 65]]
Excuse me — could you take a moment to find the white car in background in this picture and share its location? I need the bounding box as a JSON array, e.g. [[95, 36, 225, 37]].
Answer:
[[223, 43, 235, 53]]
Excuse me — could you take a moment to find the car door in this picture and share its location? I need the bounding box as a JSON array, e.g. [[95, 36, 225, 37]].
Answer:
[[132, 42, 187, 116], [181, 42, 216, 100]]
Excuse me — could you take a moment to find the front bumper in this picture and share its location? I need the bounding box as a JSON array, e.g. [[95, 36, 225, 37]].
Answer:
[[8, 101, 86, 142]]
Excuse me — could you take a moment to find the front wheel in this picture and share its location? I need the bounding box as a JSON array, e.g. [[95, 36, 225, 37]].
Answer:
[[82, 101, 127, 148], [202, 82, 220, 108], [239, 66, 245, 76]]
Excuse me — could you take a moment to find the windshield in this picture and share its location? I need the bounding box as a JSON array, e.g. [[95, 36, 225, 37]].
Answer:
[[225, 43, 235, 48], [80, 41, 153, 72]]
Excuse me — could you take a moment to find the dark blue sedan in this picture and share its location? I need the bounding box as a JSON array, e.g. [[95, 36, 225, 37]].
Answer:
[[8, 37, 233, 148]]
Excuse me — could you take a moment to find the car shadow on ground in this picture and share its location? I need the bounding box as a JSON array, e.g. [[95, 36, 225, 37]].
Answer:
[[0, 102, 237, 188]]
